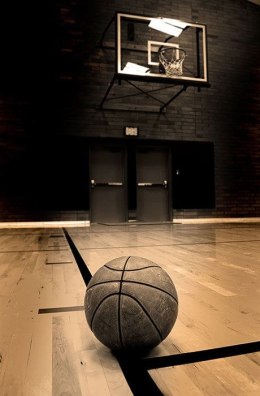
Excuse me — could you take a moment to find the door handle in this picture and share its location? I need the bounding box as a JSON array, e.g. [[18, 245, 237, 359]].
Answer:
[[107, 182, 123, 186], [91, 180, 123, 188], [137, 181, 168, 188], [137, 182, 153, 186]]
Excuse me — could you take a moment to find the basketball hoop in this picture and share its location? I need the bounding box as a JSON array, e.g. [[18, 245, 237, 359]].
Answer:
[[159, 47, 186, 77]]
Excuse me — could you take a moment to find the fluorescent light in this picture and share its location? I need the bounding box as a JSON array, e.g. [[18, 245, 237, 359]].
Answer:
[[149, 18, 188, 37], [122, 62, 150, 74]]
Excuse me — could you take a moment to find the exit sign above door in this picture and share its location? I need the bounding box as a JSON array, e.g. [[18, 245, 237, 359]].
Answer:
[[124, 126, 139, 136]]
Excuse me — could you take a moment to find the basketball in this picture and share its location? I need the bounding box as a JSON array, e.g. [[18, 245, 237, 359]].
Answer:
[[84, 256, 178, 351]]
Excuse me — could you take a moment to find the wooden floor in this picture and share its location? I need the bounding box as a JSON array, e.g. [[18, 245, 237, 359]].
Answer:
[[0, 222, 259, 395]]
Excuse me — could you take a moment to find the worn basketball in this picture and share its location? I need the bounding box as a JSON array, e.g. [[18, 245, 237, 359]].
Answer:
[[84, 256, 178, 351]]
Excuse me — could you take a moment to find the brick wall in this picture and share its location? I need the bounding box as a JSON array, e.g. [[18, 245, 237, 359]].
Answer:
[[0, 0, 259, 221]]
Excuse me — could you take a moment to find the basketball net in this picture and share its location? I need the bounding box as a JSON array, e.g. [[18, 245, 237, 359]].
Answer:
[[159, 47, 186, 77]]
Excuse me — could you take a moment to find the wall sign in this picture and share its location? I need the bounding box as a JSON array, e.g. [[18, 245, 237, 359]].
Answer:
[[124, 126, 139, 136]]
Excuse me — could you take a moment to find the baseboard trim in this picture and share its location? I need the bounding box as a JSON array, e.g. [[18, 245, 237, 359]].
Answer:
[[0, 218, 259, 228], [0, 221, 90, 228], [174, 217, 260, 224]]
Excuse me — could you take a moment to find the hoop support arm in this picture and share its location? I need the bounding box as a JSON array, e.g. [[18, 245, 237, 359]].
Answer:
[[99, 75, 117, 109], [99, 15, 116, 47], [159, 85, 187, 113]]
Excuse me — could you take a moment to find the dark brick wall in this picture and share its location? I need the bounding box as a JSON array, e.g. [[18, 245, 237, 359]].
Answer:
[[0, 0, 259, 221]]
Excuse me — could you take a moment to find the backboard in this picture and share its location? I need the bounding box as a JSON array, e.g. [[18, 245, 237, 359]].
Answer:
[[116, 13, 209, 85]]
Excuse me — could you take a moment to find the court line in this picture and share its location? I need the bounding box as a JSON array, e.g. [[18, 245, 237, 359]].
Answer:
[[63, 228, 260, 395], [97, 222, 175, 226], [63, 228, 92, 284], [0, 233, 65, 237], [45, 261, 73, 265], [115, 341, 260, 395], [142, 340, 260, 369], [0, 249, 68, 253], [67, 223, 260, 235], [48, 244, 68, 248], [78, 238, 260, 250], [0, 223, 259, 238], [115, 353, 164, 396], [38, 305, 84, 314]]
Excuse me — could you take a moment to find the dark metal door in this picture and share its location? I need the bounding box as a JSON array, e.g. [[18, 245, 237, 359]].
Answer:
[[136, 147, 171, 222], [90, 145, 127, 223]]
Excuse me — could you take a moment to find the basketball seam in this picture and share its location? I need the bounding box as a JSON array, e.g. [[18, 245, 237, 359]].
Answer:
[[90, 292, 163, 346], [122, 280, 178, 305], [104, 265, 160, 272], [87, 280, 178, 305], [87, 280, 120, 291], [90, 293, 118, 330], [120, 292, 163, 342], [118, 256, 131, 349]]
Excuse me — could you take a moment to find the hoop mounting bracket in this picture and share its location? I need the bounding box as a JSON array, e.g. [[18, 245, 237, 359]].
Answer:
[[99, 73, 192, 113]]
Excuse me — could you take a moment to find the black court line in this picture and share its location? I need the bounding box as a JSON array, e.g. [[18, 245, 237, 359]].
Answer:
[[69, 223, 260, 232], [45, 261, 73, 265], [142, 340, 260, 370], [0, 223, 259, 238], [48, 244, 68, 248], [62, 227, 260, 395], [115, 341, 260, 395], [78, 238, 260, 250], [0, 233, 64, 237], [115, 353, 164, 396], [0, 248, 69, 253], [63, 228, 92, 285], [38, 305, 84, 314], [97, 222, 175, 226], [63, 231, 260, 239]]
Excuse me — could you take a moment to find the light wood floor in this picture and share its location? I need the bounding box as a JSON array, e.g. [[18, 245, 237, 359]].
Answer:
[[0, 223, 259, 395]]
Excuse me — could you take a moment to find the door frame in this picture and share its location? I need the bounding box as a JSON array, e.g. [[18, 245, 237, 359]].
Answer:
[[89, 143, 128, 223], [135, 143, 172, 222]]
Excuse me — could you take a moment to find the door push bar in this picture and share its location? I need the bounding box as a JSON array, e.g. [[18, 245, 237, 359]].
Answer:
[[91, 179, 123, 188], [137, 180, 168, 188]]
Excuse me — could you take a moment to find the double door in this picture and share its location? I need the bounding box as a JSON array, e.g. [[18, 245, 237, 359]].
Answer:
[[90, 145, 171, 223], [136, 147, 170, 222], [89, 145, 127, 223]]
